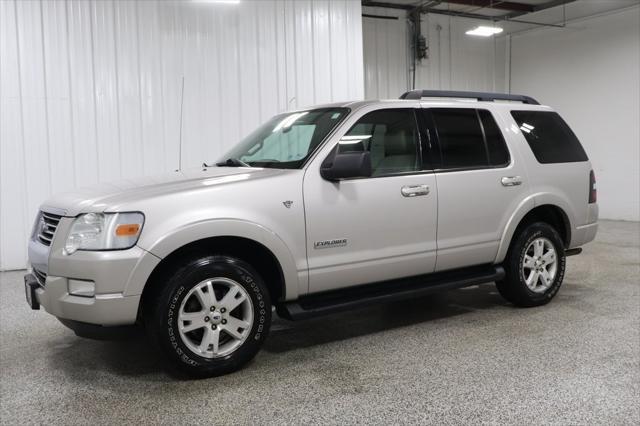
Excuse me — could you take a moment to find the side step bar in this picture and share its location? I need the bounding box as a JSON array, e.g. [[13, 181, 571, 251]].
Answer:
[[277, 264, 505, 321]]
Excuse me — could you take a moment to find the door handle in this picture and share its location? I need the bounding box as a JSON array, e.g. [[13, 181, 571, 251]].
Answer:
[[501, 176, 523, 187], [401, 184, 430, 197]]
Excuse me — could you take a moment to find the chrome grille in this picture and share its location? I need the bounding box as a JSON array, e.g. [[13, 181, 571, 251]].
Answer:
[[37, 212, 62, 246], [33, 268, 47, 287]]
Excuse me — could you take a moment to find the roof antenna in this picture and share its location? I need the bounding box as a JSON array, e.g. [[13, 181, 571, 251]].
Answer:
[[177, 75, 185, 171]]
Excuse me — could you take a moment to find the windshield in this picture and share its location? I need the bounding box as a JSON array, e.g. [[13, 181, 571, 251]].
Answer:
[[218, 108, 349, 169]]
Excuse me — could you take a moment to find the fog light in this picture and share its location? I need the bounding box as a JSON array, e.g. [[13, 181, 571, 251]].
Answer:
[[68, 279, 95, 298]]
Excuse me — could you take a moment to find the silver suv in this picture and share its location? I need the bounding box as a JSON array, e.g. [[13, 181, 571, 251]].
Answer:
[[25, 90, 598, 377]]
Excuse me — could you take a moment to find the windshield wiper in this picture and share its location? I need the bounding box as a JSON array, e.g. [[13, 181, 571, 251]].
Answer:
[[214, 158, 251, 168]]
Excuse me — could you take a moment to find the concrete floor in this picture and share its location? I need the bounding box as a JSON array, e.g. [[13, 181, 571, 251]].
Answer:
[[1, 220, 638, 425]]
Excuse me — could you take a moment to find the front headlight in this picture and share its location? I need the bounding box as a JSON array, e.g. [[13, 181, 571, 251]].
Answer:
[[64, 212, 144, 255]]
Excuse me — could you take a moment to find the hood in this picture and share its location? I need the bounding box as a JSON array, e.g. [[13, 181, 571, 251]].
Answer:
[[41, 166, 286, 216]]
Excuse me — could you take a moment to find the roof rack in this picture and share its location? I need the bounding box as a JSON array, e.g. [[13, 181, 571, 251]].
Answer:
[[399, 90, 540, 105]]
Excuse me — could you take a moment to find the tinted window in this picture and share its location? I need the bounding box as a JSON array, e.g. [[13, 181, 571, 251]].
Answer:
[[479, 110, 510, 166], [341, 109, 419, 176], [511, 111, 588, 163], [432, 109, 487, 168]]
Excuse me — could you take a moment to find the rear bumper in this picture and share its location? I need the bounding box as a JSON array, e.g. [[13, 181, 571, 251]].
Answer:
[[570, 222, 598, 248], [569, 203, 598, 248]]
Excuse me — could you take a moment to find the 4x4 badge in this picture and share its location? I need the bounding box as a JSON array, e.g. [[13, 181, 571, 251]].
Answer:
[[283, 200, 293, 209]]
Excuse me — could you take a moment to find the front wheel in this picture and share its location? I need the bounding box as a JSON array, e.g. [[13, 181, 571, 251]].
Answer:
[[496, 222, 567, 307], [146, 255, 271, 378]]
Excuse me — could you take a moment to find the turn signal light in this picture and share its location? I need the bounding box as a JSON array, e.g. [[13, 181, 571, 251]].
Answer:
[[115, 223, 141, 236]]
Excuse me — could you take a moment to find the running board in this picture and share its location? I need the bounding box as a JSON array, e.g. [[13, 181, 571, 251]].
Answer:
[[277, 264, 505, 321]]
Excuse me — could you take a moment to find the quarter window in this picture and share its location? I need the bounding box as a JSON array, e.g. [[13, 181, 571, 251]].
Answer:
[[479, 110, 510, 166], [511, 111, 588, 163], [340, 109, 420, 176]]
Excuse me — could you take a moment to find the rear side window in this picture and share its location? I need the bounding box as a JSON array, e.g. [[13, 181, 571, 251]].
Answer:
[[431, 109, 487, 169], [511, 111, 588, 163], [430, 108, 510, 169]]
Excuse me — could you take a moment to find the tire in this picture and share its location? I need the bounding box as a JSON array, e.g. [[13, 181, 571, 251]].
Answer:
[[145, 255, 271, 378], [496, 222, 566, 307]]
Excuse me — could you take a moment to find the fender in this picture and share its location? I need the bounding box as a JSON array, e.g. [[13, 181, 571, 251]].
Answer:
[[495, 192, 576, 263], [126, 218, 300, 300]]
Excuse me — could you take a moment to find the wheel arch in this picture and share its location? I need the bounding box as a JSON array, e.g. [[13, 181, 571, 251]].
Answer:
[[496, 202, 572, 263], [138, 235, 287, 323], [128, 219, 299, 304]]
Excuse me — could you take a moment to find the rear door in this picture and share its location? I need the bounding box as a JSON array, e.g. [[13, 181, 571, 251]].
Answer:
[[303, 106, 438, 293], [422, 106, 530, 271]]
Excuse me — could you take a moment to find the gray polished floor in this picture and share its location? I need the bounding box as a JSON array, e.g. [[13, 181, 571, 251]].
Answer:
[[1, 220, 638, 425]]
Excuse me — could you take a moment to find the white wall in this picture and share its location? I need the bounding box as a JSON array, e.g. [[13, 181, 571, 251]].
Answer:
[[415, 13, 503, 93], [0, 0, 364, 271], [362, 9, 503, 99], [362, 3, 639, 222], [362, 7, 409, 99], [509, 5, 640, 221]]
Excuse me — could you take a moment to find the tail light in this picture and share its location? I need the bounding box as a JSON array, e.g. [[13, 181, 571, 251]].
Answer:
[[589, 170, 597, 203]]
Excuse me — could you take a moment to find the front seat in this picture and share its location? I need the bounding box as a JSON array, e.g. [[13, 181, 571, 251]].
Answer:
[[375, 128, 417, 176]]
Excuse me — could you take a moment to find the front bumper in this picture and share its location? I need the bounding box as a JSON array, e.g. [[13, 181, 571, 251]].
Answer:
[[26, 272, 142, 326], [27, 215, 161, 326]]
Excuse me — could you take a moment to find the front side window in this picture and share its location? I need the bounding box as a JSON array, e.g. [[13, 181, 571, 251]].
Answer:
[[511, 111, 588, 163], [220, 108, 349, 169], [339, 109, 420, 177]]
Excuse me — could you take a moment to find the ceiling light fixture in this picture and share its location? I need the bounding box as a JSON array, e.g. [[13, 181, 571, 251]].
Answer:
[[191, 0, 240, 4], [466, 26, 503, 37]]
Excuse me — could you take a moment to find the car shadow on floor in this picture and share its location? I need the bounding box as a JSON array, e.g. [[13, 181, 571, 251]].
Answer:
[[264, 284, 507, 353], [46, 284, 507, 380]]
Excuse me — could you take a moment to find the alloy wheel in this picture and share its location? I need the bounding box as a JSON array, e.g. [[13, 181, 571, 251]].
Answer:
[[177, 277, 254, 358]]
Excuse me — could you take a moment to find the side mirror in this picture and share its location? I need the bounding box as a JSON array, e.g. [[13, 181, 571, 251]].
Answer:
[[320, 149, 372, 181]]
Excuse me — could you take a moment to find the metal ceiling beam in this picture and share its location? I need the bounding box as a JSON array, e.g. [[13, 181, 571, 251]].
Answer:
[[361, 0, 576, 28], [442, 0, 535, 13], [416, 6, 566, 27], [361, 1, 416, 11], [506, 0, 576, 19]]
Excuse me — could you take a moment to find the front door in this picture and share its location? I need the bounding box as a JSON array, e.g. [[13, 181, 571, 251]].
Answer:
[[303, 107, 438, 293]]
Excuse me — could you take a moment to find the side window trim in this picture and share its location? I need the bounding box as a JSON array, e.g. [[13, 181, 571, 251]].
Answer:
[[419, 108, 444, 169], [475, 109, 491, 166], [477, 109, 512, 168], [422, 107, 512, 173], [414, 107, 435, 172]]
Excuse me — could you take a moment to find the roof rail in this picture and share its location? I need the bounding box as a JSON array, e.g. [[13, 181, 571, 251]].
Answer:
[[399, 90, 540, 105]]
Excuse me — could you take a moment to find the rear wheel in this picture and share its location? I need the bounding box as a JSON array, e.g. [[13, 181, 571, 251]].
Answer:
[[145, 255, 271, 378], [496, 222, 566, 307]]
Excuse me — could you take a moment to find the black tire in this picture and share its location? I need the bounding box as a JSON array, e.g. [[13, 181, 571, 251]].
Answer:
[[496, 222, 566, 307], [145, 255, 271, 378]]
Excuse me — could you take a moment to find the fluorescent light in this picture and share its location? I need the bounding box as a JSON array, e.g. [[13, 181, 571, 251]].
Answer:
[[466, 26, 503, 37], [339, 135, 372, 144], [191, 0, 240, 4], [520, 123, 535, 133], [272, 112, 308, 132]]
